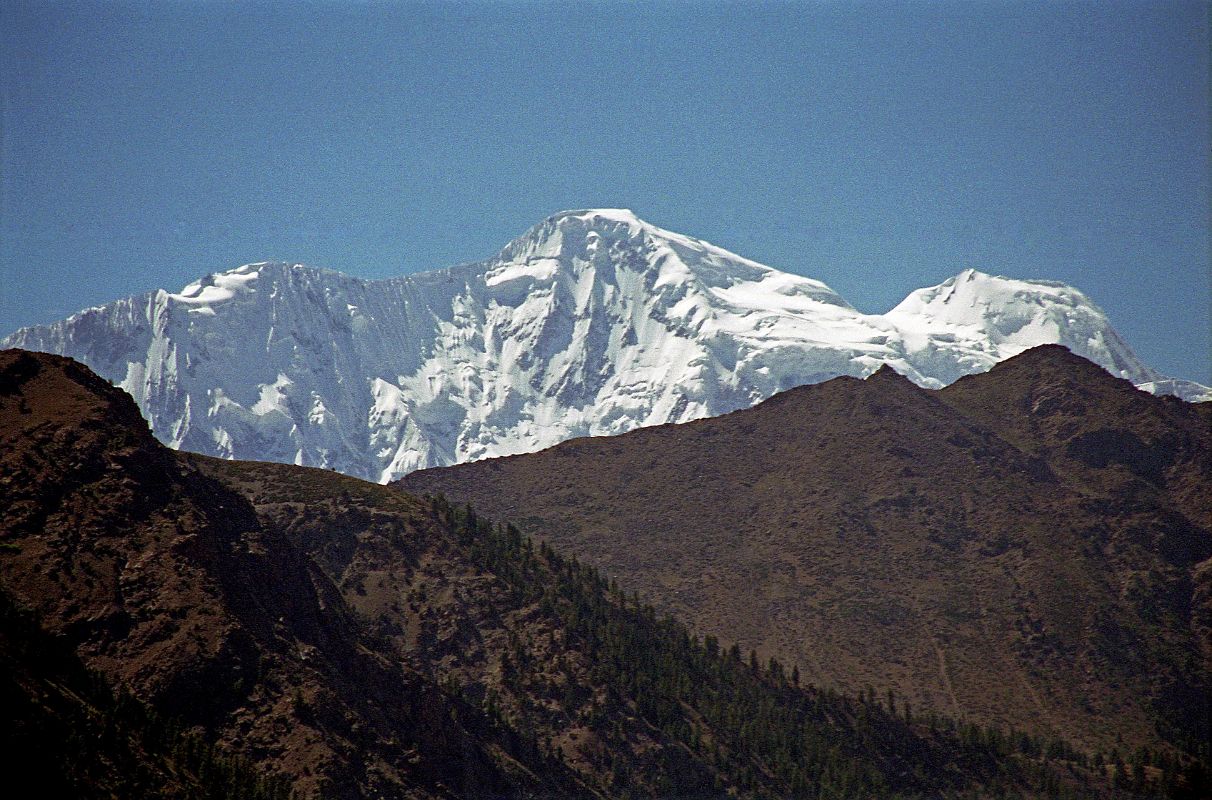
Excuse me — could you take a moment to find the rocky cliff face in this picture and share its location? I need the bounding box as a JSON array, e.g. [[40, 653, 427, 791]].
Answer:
[[5, 210, 1206, 482]]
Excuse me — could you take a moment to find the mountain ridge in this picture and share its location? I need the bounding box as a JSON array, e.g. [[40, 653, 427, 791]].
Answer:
[[399, 344, 1212, 760], [5, 347, 1151, 798], [4, 209, 1208, 483]]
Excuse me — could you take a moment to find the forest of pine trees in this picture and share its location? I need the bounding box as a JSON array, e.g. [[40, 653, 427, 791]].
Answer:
[[430, 495, 1211, 800], [4, 485, 1208, 799]]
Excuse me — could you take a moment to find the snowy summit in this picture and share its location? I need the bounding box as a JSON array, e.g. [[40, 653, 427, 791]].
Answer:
[[4, 209, 1207, 482]]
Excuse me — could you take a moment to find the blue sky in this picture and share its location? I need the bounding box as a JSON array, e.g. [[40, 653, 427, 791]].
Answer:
[[2, 0, 1209, 384]]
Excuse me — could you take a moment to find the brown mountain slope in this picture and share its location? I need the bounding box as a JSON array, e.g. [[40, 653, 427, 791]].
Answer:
[[399, 345, 1212, 759], [0, 349, 590, 798], [939, 347, 1212, 751], [940, 345, 1212, 533], [0, 590, 292, 799], [6, 348, 1131, 799]]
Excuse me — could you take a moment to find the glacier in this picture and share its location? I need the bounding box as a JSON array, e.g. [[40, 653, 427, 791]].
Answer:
[[4, 208, 1208, 482]]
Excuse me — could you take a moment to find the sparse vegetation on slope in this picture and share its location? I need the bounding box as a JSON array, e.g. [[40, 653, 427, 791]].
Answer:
[[399, 346, 1212, 764], [0, 590, 292, 800], [4, 347, 1208, 798], [425, 497, 1137, 799]]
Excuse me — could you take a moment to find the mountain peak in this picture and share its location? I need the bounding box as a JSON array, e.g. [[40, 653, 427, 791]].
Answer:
[[398, 331, 1212, 761], [866, 362, 911, 382], [1000, 342, 1079, 363], [953, 343, 1134, 394], [4, 212, 1207, 486], [884, 268, 1164, 388], [490, 208, 792, 298], [892, 268, 1080, 315], [504, 208, 768, 266], [551, 208, 643, 225]]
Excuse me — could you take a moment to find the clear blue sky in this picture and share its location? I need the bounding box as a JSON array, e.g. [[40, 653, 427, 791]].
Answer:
[[2, 0, 1208, 384]]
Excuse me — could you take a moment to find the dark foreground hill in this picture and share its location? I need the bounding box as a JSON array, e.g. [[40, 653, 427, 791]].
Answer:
[[0, 589, 293, 799], [400, 345, 1212, 763], [0, 351, 1188, 798], [2, 344, 1182, 800]]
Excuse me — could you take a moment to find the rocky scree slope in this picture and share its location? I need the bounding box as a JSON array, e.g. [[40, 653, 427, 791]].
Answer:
[[4, 210, 1206, 483], [3, 348, 1145, 799], [399, 345, 1212, 762]]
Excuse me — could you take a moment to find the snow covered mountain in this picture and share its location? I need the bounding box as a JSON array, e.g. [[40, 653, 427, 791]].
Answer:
[[4, 209, 1207, 482]]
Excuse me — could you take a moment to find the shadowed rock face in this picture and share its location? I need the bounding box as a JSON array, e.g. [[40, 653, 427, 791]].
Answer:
[[400, 344, 1212, 758]]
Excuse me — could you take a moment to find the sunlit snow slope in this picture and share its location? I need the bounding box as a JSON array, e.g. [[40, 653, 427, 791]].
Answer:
[[5, 209, 1208, 482]]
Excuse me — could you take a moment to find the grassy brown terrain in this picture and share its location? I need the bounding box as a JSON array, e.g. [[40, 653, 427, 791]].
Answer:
[[2, 347, 1175, 798], [400, 345, 1212, 762]]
